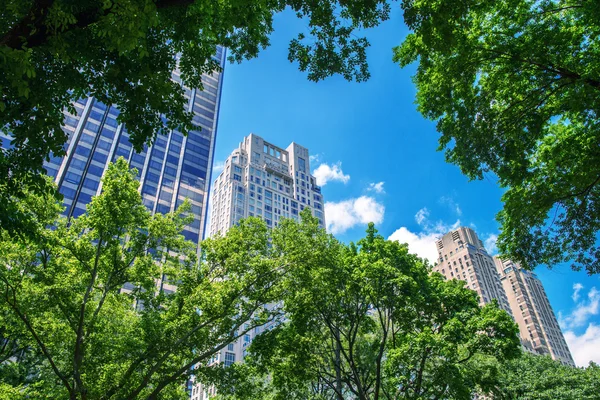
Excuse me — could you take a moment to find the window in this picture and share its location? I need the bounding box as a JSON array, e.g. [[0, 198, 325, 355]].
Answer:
[[298, 157, 306, 172], [224, 352, 236, 367], [233, 174, 241, 182]]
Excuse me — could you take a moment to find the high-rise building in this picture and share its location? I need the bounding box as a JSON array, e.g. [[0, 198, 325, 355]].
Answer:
[[209, 133, 325, 236], [18, 46, 226, 245], [494, 257, 575, 366], [432, 227, 512, 315], [190, 134, 325, 400], [432, 227, 575, 366]]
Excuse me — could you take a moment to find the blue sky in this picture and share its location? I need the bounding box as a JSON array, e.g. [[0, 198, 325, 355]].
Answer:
[[210, 8, 600, 366]]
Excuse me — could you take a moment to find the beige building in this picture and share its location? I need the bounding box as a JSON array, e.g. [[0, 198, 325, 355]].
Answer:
[[494, 257, 575, 366], [191, 134, 325, 400], [432, 227, 512, 314], [209, 133, 325, 236]]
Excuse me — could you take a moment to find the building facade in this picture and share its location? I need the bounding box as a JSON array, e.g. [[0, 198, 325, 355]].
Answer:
[[432, 227, 575, 366], [432, 227, 512, 314], [209, 133, 325, 236], [190, 134, 325, 400], [494, 257, 575, 366], [39, 46, 226, 245]]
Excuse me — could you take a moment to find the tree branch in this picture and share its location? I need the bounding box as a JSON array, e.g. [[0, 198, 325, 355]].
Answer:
[[0, 275, 73, 395], [480, 47, 600, 91], [538, 5, 584, 15], [141, 310, 276, 400], [554, 174, 600, 203], [414, 346, 431, 396], [1, 0, 196, 51], [73, 236, 103, 398]]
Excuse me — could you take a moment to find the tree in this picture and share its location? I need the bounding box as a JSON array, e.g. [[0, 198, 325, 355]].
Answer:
[[0, 158, 282, 399], [395, 1, 600, 273], [0, 0, 391, 234], [495, 353, 600, 399], [214, 216, 521, 400]]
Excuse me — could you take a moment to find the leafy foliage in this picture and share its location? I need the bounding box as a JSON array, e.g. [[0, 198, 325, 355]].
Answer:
[[495, 353, 600, 399], [215, 217, 521, 400], [0, 0, 392, 234], [395, 0, 600, 273], [0, 159, 281, 399]]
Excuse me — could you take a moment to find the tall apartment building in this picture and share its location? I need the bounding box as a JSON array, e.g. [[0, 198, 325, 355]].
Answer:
[[494, 257, 575, 366], [432, 227, 575, 367], [3, 47, 226, 246], [432, 227, 512, 315], [190, 134, 325, 400], [209, 133, 325, 235]]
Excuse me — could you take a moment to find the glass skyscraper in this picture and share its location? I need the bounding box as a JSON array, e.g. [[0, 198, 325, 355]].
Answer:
[[40, 46, 225, 244]]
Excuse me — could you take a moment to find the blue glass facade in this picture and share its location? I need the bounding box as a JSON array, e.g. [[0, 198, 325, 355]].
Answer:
[[31, 47, 225, 245]]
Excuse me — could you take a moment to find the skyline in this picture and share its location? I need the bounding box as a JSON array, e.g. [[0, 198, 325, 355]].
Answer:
[[3, 1, 598, 398], [209, 8, 599, 367]]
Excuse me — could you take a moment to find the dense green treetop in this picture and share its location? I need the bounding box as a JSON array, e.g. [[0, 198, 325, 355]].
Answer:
[[0, 158, 283, 399], [495, 353, 600, 399], [214, 218, 521, 400], [0, 0, 392, 234], [395, 0, 600, 273]]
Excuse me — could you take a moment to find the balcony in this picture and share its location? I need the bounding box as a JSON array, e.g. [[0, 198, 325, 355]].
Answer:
[[263, 161, 290, 178]]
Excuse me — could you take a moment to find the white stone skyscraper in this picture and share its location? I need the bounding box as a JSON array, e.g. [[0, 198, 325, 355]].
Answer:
[[432, 227, 512, 314], [190, 133, 325, 400], [494, 257, 575, 366], [209, 133, 325, 236]]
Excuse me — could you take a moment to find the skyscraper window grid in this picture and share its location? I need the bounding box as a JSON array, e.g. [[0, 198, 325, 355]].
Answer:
[[13, 46, 227, 246]]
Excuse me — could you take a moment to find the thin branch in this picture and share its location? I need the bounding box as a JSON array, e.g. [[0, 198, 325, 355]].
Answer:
[[0, 276, 73, 395], [414, 347, 432, 396], [554, 174, 600, 203], [141, 311, 276, 400], [73, 236, 103, 397], [538, 5, 584, 15]]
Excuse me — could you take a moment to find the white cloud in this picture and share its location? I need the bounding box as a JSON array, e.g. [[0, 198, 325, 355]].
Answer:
[[564, 323, 600, 367], [388, 208, 461, 264], [483, 234, 498, 255], [367, 181, 385, 194], [572, 283, 584, 302], [388, 228, 441, 264], [560, 287, 600, 330], [415, 208, 429, 225], [309, 153, 322, 164], [558, 285, 600, 366], [439, 196, 462, 216], [325, 196, 384, 235], [313, 163, 350, 186]]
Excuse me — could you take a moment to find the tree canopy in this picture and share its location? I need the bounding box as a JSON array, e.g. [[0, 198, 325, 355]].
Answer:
[[213, 220, 521, 400], [0, 158, 282, 399], [495, 353, 600, 400], [395, 0, 600, 273], [0, 0, 392, 234]]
